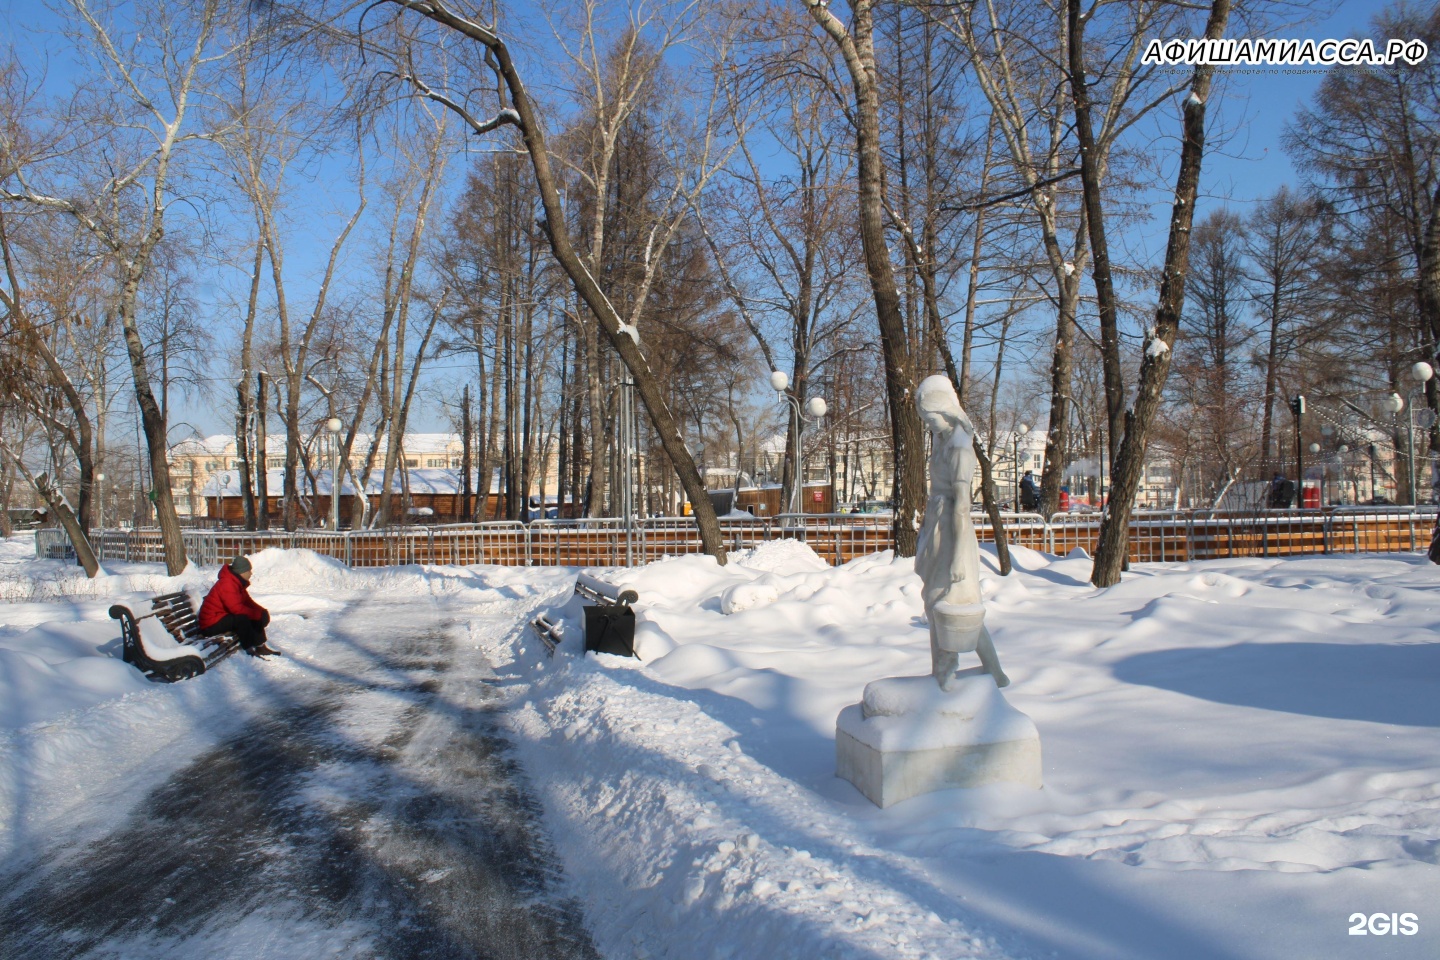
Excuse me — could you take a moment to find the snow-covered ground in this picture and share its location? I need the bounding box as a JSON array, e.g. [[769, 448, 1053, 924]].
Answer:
[[1, 532, 1437, 959]]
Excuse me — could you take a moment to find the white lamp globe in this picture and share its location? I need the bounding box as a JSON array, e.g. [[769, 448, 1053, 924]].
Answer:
[[806, 396, 827, 418], [1018, 423, 1030, 436], [1384, 393, 1405, 414], [1308, 442, 1321, 454], [325, 417, 342, 434], [1412, 361, 1434, 383], [769, 371, 789, 393]]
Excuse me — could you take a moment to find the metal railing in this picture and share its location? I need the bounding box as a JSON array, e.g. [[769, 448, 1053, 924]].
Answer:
[[33, 507, 1439, 569]]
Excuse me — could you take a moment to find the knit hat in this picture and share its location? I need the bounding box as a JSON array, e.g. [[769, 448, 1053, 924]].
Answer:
[[230, 555, 252, 576]]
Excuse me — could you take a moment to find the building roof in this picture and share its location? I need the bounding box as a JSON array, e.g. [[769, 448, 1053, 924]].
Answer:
[[200, 467, 501, 497]]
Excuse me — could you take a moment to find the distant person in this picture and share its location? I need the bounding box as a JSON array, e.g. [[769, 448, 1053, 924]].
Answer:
[[1019, 470, 1041, 512], [198, 555, 279, 658], [1269, 472, 1295, 509]]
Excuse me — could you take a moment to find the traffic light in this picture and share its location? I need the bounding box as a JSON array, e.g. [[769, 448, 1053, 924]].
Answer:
[[1290, 395, 1306, 417]]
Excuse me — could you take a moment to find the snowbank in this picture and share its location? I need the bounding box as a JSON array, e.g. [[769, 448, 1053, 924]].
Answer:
[[3, 530, 1439, 959], [498, 540, 1440, 959]]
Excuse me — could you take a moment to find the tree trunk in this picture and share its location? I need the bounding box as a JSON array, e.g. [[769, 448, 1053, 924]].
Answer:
[[383, 2, 729, 560], [461, 384, 472, 522], [1090, 0, 1233, 587], [255, 372, 270, 531], [804, 0, 926, 557], [36, 470, 99, 577], [1067, 0, 1125, 466]]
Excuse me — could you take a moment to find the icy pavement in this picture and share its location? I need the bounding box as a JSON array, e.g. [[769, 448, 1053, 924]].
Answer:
[[0, 584, 597, 959]]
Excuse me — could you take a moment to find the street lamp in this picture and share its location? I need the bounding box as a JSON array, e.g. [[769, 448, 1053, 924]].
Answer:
[[1337, 444, 1351, 503], [95, 472, 105, 534], [218, 473, 231, 526], [326, 417, 343, 530], [770, 370, 827, 518], [1407, 362, 1434, 505], [1014, 423, 1030, 510]]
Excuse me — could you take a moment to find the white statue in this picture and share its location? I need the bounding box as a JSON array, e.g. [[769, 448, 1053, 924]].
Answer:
[[914, 375, 1009, 690]]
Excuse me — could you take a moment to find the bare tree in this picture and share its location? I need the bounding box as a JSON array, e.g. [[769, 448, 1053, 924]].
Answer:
[[1244, 187, 1323, 468], [366, 0, 734, 561], [1, 1, 251, 574], [1170, 209, 1255, 492], [800, 0, 928, 556], [699, 19, 863, 521], [1084, 0, 1233, 587]]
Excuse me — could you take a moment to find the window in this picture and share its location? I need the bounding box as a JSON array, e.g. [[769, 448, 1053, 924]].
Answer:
[[267, 458, 284, 469], [406, 459, 419, 468], [427, 458, 446, 468]]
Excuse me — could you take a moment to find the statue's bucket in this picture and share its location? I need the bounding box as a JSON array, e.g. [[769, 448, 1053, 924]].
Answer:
[[932, 601, 985, 652]]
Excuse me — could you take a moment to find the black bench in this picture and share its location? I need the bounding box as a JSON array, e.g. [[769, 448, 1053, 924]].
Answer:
[[531, 573, 639, 658], [108, 592, 242, 682]]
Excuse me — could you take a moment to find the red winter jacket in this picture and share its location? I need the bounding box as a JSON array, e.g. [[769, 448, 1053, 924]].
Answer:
[[198, 564, 269, 629]]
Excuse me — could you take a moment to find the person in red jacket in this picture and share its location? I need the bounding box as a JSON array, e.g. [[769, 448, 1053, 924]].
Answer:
[[198, 555, 279, 657]]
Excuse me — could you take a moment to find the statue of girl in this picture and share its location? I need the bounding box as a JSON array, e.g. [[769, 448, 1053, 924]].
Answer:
[[914, 375, 1010, 690]]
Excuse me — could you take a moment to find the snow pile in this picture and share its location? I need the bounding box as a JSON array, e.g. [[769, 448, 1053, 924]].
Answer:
[[719, 582, 779, 614], [496, 542, 1440, 959]]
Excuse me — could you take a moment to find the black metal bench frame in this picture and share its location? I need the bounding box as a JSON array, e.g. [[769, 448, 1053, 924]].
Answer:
[[108, 592, 242, 682]]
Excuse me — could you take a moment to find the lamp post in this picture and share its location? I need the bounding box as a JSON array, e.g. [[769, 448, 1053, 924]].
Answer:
[[1382, 391, 1405, 503], [769, 371, 827, 518], [1320, 423, 1334, 505], [96, 472, 105, 534], [1337, 443, 1350, 503], [1407, 361, 1434, 505], [218, 473, 230, 526], [1290, 393, 1306, 501], [326, 417, 342, 530], [1013, 423, 1030, 510], [1308, 442, 1322, 507]]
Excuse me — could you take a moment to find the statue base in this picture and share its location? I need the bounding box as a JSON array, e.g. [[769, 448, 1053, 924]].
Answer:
[[836, 671, 1041, 807]]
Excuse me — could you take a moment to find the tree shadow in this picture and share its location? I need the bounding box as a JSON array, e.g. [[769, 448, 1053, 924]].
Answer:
[[1112, 641, 1440, 727], [0, 599, 600, 960], [576, 651, 1259, 960]]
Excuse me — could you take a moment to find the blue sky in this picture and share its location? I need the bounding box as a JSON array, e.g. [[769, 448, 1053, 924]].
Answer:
[[1176, 0, 1397, 207], [1, 0, 1413, 437]]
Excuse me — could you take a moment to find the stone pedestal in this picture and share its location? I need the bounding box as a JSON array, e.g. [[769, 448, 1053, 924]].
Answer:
[[836, 672, 1041, 807]]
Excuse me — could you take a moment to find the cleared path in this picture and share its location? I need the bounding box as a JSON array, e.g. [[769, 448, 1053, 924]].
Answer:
[[0, 597, 599, 960]]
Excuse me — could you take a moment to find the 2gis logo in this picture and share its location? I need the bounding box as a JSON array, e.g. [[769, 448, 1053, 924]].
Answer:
[[1348, 912, 1419, 936]]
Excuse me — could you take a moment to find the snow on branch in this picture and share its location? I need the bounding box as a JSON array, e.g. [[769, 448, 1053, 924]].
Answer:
[[385, 70, 520, 137]]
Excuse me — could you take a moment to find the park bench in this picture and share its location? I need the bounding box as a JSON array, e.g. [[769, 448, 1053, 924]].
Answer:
[[108, 592, 241, 682], [530, 572, 639, 658]]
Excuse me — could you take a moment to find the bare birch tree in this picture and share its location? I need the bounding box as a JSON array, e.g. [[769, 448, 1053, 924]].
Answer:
[[1082, 0, 1234, 586], [0, 1, 252, 574]]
